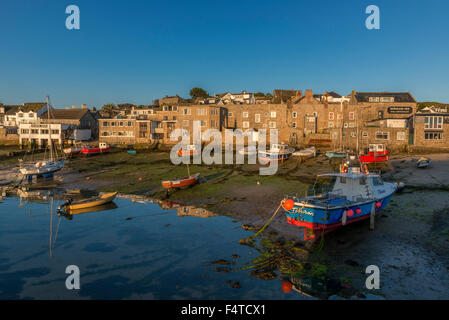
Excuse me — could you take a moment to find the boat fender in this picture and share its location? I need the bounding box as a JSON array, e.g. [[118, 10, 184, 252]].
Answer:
[[283, 199, 295, 211], [375, 202, 382, 208], [356, 208, 362, 214], [346, 209, 354, 217]]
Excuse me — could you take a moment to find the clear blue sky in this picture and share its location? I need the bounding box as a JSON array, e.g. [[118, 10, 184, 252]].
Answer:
[[1, 0, 448, 108]]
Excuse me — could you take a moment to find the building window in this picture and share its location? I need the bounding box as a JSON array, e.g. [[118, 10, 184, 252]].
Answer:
[[243, 121, 249, 128], [210, 108, 218, 115], [329, 112, 334, 120], [348, 122, 355, 128], [197, 109, 206, 116], [182, 108, 191, 115], [424, 116, 443, 129], [119, 122, 124, 127], [271, 111, 276, 118], [378, 110, 384, 120], [41, 129, 49, 134], [51, 130, 59, 134], [21, 129, 29, 134], [127, 121, 132, 126], [375, 132, 389, 140], [269, 122, 276, 129], [397, 132, 406, 141], [264, 112, 269, 117], [228, 112, 233, 117], [102, 122, 108, 127], [362, 132, 368, 138], [351, 132, 356, 138], [182, 120, 189, 126], [102, 132, 108, 136], [31, 129, 38, 134], [255, 114, 261, 123], [243, 112, 249, 118], [200, 120, 206, 127], [292, 122, 297, 128], [292, 112, 297, 118], [210, 120, 217, 127], [344, 123, 349, 128], [329, 122, 334, 128], [110, 122, 115, 127], [425, 132, 442, 140], [349, 112, 355, 120]]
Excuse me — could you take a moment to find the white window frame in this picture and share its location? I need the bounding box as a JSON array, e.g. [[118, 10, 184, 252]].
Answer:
[[242, 121, 249, 128]]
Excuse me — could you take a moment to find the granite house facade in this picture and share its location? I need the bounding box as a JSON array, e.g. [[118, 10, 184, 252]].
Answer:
[[3, 90, 448, 152]]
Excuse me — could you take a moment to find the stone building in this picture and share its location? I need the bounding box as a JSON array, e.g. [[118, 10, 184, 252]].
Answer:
[[412, 107, 449, 151], [40, 108, 99, 139], [99, 118, 136, 145]]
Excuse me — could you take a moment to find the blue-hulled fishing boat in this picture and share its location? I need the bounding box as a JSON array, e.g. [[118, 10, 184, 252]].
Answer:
[[282, 164, 398, 240]]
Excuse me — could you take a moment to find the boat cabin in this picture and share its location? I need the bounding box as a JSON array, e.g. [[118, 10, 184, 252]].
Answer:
[[304, 168, 395, 208]]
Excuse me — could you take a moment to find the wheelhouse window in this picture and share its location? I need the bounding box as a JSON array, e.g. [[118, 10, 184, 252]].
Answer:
[[372, 176, 384, 186]]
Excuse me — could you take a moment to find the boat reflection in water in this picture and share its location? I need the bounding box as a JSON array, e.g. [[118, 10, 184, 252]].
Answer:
[[282, 276, 345, 299], [158, 200, 217, 218]]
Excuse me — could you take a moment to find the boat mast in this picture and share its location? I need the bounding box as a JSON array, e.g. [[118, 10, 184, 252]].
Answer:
[[46, 95, 54, 162]]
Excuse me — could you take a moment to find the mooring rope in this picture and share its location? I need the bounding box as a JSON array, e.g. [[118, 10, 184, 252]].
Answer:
[[240, 200, 284, 244]]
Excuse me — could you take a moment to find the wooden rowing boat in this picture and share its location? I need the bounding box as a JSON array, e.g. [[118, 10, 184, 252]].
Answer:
[[161, 173, 200, 189], [67, 192, 118, 210]]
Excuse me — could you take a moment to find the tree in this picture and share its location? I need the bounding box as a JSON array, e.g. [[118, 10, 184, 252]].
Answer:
[[190, 87, 209, 99]]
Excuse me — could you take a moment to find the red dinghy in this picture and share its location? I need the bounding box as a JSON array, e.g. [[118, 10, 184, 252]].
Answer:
[[162, 173, 200, 189], [82, 142, 110, 155]]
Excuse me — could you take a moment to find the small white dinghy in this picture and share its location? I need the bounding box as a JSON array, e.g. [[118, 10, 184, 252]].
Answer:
[[416, 157, 431, 168], [293, 147, 316, 158]]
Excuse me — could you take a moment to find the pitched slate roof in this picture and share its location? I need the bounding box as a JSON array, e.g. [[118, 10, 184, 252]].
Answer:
[[40, 108, 90, 120], [354, 92, 416, 103]]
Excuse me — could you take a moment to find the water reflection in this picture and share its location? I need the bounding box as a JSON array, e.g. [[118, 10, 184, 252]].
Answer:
[[0, 187, 345, 300]]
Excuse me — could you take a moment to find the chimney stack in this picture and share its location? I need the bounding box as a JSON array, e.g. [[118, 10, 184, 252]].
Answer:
[[305, 89, 313, 99], [72, 105, 77, 109], [295, 90, 303, 98], [82, 104, 87, 109]]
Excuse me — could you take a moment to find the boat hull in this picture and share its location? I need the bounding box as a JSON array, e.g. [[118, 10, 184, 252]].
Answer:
[[20, 160, 65, 178], [325, 152, 346, 158], [68, 192, 117, 210], [283, 193, 395, 240], [162, 173, 200, 189], [258, 151, 293, 163], [82, 147, 110, 155]]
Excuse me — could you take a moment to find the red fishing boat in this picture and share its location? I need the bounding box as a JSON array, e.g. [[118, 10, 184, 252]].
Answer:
[[82, 142, 110, 155], [162, 173, 200, 189], [358, 144, 389, 163]]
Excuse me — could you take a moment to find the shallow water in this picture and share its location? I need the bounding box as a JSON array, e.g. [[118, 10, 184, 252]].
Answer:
[[0, 194, 309, 300]]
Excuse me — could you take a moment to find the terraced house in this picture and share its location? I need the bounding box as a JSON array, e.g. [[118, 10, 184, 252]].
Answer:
[[413, 106, 449, 151]]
